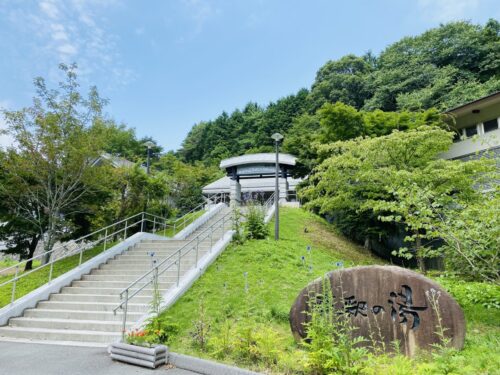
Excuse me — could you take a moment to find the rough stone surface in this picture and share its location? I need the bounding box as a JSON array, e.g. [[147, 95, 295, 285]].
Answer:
[[290, 265, 465, 356]]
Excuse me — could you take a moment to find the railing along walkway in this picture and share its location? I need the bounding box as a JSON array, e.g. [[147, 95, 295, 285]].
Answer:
[[0, 195, 223, 306], [113, 209, 232, 338]]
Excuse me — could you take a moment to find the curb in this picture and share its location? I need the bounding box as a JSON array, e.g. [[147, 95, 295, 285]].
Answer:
[[169, 352, 263, 375]]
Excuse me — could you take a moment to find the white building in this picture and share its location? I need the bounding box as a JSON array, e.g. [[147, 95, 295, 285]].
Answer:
[[441, 91, 500, 161], [202, 153, 302, 204]]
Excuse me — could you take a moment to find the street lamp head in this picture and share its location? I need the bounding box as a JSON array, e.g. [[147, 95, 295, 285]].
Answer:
[[271, 133, 284, 142], [143, 141, 155, 149]]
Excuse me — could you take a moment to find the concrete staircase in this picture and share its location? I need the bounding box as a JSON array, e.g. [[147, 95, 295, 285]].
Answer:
[[0, 207, 231, 345]]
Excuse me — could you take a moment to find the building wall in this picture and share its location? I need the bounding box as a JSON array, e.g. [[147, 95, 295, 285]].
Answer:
[[441, 127, 500, 160]]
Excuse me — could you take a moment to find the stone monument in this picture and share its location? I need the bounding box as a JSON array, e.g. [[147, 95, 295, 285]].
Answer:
[[289, 265, 465, 356]]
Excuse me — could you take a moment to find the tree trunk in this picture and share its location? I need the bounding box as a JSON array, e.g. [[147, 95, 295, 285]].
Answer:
[[42, 220, 56, 265], [364, 236, 370, 250], [24, 234, 40, 271], [415, 231, 426, 274]]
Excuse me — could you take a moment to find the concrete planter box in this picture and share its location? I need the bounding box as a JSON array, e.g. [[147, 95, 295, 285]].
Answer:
[[109, 342, 168, 369]]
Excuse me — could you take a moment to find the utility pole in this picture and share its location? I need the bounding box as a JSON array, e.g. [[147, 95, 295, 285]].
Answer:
[[271, 133, 283, 240]]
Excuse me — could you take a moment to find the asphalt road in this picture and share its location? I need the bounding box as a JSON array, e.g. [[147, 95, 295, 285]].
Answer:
[[0, 341, 200, 375]]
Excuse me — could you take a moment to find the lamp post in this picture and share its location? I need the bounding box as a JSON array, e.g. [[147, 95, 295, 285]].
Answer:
[[143, 141, 155, 220], [143, 141, 155, 175], [271, 133, 283, 241]]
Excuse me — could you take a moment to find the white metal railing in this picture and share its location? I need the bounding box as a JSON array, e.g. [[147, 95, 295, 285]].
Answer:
[[0, 196, 222, 306], [264, 192, 275, 210], [113, 209, 232, 339], [205, 193, 228, 205]]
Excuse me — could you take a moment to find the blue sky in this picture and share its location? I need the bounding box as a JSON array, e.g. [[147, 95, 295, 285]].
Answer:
[[0, 0, 498, 152]]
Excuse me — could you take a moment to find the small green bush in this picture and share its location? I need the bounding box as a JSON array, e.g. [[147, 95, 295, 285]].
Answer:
[[244, 205, 269, 240], [437, 277, 500, 309], [301, 279, 368, 375]]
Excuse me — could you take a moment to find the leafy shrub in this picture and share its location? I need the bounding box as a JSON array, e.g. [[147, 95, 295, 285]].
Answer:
[[148, 315, 179, 343], [208, 319, 234, 359], [269, 306, 290, 323], [207, 319, 287, 368], [125, 325, 177, 347], [244, 205, 269, 240], [301, 279, 368, 374], [190, 300, 211, 350], [437, 277, 500, 309], [231, 206, 245, 244]]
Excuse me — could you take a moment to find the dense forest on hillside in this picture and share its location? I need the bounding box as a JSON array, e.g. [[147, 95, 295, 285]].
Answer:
[[179, 20, 500, 168]]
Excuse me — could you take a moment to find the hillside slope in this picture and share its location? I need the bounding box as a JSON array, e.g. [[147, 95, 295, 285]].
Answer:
[[156, 207, 499, 374]]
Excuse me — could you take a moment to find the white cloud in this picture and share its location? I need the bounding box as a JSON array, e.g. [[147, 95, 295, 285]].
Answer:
[[6, 0, 133, 88], [181, 0, 221, 36], [417, 0, 480, 22], [39, 0, 60, 19]]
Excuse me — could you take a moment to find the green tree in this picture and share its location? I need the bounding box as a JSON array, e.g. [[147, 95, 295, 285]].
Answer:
[[283, 113, 320, 177], [301, 126, 497, 276], [308, 54, 374, 110], [0, 63, 109, 263], [317, 102, 364, 143]]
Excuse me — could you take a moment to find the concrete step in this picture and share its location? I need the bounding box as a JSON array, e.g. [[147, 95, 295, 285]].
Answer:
[[90, 269, 184, 276], [0, 326, 120, 344], [0, 210, 232, 345], [9, 317, 130, 332], [71, 280, 174, 289], [91, 269, 155, 276], [99, 263, 198, 272], [81, 274, 178, 282], [121, 248, 210, 257], [37, 301, 148, 313], [61, 286, 164, 295], [50, 293, 152, 304], [23, 308, 142, 321]]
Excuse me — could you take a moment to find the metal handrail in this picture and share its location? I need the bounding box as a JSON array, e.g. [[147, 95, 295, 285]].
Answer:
[[114, 209, 231, 307], [264, 193, 275, 209], [0, 197, 222, 306], [0, 212, 144, 276], [113, 208, 232, 337], [167, 193, 224, 235]]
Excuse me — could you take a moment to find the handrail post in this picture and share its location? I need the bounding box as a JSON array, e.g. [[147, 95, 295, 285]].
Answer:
[[210, 229, 213, 248], [163, 221, 166, 237], [78, 245, 83, 266], [153, 217, 156, 233], [49, 259, 54, 282], [11, 265, 19, 305], [173, 222, 176, 236], [141, 213, 145, 232], [121, 289, 129, 341], [104, 228, 108, 251], [124, 220, 128, 240], [195, 237, 199, 267], [176, 251, 181, 286]]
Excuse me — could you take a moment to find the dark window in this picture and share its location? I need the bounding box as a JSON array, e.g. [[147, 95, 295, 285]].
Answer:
[[465, 125, 478, 138], [483, 119, 499, 133]]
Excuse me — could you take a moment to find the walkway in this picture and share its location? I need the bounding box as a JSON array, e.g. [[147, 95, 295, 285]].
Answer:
[[0, 341, 200, 375]]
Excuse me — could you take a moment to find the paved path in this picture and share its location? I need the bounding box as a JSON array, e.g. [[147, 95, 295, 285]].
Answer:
[[0, 341, 200, 375]]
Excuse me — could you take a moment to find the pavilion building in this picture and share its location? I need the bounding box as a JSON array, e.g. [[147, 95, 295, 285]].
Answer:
[[202, 153, 302, 204]]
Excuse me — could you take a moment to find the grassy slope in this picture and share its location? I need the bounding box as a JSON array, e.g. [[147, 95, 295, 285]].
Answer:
[[161, 207, 379, 369], [160, 207, 500, 374]]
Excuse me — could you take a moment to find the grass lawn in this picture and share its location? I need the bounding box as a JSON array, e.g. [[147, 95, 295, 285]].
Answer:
[[0, 240, 118, 308], [157, 207, 500, 374]]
